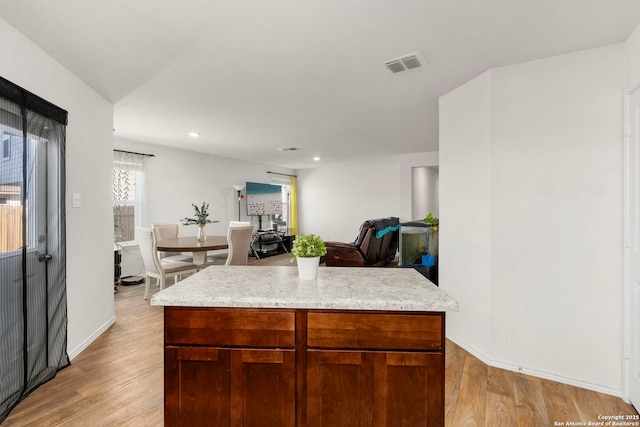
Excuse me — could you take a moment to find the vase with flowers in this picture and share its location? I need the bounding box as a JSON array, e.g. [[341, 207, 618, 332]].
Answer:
[[182, 202, 219, 242], [290, 233, 327, 280]]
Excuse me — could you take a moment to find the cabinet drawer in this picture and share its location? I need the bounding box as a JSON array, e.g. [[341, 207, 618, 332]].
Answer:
[[165, 308, 295, 347], [307, 312, 443, 351]]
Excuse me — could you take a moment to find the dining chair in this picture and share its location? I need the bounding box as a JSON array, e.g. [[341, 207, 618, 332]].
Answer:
[[224, 224, 255, 266], [137, 227, 198, 299], [230, 221, 262, 259], [205, 221, 253, 265], [229, 221, 251, 227], [152, 222, 193, 263]]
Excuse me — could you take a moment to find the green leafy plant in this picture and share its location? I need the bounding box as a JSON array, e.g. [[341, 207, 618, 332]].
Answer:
[[182, 202, 219, 226], [290, 233, 327, 260], [424, 212, 439, 231]]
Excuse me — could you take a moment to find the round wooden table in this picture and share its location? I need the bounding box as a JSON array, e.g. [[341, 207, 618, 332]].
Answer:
[[157, 236, 228, 267]]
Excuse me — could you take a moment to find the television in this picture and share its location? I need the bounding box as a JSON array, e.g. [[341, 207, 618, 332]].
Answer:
[[245, 182, 282, 216]]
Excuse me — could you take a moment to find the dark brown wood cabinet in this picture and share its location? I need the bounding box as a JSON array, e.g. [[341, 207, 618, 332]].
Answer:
[[165, 347, 296, 426], [373, 352, 443, 427], [163, 307, 445, 426], [306, 351, 442, 427], [307, 350, 374, 426]]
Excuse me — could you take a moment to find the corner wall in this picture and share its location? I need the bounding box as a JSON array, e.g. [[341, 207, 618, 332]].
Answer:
[[295, 152, 439, 243], [399, 152, 439, 221], [411, 166, 439, 220], [439, 71, 493, 358], [0, 18, 115, 358], [296, 161, 401, 242], [440, 44, 625, 395], [626, 24, 640, 91]]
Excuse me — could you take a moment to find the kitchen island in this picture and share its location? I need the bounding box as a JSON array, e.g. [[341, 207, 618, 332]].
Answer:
[[151, 265, 458, 427]]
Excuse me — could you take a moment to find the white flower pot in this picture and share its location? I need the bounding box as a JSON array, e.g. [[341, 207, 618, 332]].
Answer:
[[297, 256, 320, 280]]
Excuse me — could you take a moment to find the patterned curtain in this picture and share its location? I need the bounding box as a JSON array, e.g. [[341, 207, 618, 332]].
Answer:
[[113, 150, 148, 242]]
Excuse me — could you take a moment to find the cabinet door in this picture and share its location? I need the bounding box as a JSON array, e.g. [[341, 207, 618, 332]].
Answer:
[[231, 349, 296, 427], [373, 352, 444, 427], [166, 347, 296, 427], [306, 351, 444, 427], [307, 351, 374, 427], [165, 346, 232, 426]]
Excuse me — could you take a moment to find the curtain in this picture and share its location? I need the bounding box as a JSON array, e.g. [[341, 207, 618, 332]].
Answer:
[[113, 150, 148, 242], [290, 176, 298, 236], [0, 76, 68, 423]]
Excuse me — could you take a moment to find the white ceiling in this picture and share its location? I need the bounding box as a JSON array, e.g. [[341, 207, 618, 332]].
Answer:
[[1, 1, 639, 169]]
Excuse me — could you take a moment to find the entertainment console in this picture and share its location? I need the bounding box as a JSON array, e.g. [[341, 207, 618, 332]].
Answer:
[[250, 230, 291, 258]]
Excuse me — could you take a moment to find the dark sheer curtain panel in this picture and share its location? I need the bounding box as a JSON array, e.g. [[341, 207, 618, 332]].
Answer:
[[0, 76, 69, 423]]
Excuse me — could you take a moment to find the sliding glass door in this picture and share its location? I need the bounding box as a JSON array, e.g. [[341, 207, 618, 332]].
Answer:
[[0, 78, 68, 423]]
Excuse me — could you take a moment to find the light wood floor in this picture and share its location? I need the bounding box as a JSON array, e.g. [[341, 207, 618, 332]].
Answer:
[[3, 254, 637, 426]]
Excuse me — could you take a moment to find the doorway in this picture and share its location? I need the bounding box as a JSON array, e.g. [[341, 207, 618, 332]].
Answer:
[[411, 166, 439, 220], [0, 78, 69, 422], [625, 86, 640, 409]]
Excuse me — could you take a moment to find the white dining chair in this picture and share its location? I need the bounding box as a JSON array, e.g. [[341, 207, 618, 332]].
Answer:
[[205, 221, 254, 265], [137, 227, 198, 299], [152, 223, 193, 263], [229, 221, 251, 227], [224, 224, 255, 266]]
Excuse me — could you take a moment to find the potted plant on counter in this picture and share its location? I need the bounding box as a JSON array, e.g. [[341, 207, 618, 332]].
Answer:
[[291, 233, 327, 280], [182, 202, 219, 242]]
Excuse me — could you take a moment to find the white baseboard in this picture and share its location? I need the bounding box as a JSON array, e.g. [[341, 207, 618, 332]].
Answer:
[[68, 315, 116, 360], [446, 333, 623, 399]]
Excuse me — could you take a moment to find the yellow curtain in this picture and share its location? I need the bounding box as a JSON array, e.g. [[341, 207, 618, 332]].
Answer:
[[290, 176, 298, 236]]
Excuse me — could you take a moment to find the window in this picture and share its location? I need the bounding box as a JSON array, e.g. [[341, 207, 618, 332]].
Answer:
[[269, 174, 293, 234], [113, 150, 148, 242], [0, 130, 37, 252], [0, 133, 23, 210], [2, 135, 9, 159]]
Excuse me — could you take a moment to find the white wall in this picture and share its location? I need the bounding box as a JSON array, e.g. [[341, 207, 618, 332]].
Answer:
[[440, 44, 625, 395], [399, 151, 439, 222], [296, 161, 402, 242], [623, 22, 640, 403], [411, 167, 439, 220], [626, 24, 640, 92], [296, 152, 439, 243], [439, 71, 493, 360], [0, 18, 115, 358]]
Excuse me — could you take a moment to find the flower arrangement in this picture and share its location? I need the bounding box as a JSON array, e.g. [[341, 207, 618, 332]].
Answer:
[[291, 233, 327, 259], [182, 202, 218, 226]]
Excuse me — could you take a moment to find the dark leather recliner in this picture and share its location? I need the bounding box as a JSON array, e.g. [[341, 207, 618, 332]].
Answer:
[[324, 217, 400, 267]]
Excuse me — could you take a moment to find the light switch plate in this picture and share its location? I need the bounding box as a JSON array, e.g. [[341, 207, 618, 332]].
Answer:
[[72, 193, 82, 208]]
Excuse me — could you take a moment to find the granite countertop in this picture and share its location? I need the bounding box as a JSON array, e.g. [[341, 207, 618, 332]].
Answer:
[[150, 266, 458, 312]]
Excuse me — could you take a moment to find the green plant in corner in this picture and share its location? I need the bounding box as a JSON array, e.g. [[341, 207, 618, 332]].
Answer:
[[182, 202, 219, 226], [424, 212, 439, 231], [290, 233, 327, 261]]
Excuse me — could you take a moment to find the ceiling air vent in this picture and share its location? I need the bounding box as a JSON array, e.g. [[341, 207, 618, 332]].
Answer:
[[383, 52, 426, 74]]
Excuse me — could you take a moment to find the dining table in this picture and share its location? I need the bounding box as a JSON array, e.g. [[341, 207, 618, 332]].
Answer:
[[156, 236, 228, 267]]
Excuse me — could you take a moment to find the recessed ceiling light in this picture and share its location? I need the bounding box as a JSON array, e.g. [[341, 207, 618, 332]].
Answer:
[[313, 156, 321, 162], [188, 132, 200, 137], [278, 147, 301, 152]]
